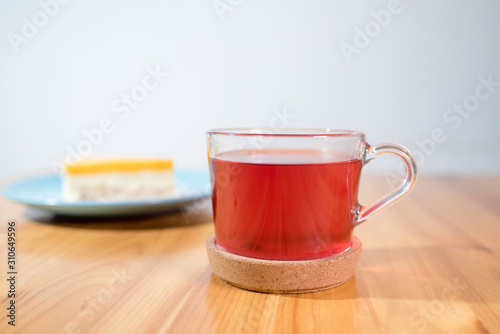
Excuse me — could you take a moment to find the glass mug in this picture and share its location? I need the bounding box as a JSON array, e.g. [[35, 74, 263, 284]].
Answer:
[[206, 129, 417, 261]]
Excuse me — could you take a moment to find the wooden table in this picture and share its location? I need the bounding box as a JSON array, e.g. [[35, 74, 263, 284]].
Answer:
[[1, 175, 499, 334]]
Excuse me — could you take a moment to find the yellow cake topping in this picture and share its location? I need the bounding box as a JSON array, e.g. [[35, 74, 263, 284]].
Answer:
[[65, 159, 173, 174]]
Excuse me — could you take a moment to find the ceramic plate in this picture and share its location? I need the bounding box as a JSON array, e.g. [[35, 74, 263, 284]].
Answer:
[[1, 170, 211, 217]]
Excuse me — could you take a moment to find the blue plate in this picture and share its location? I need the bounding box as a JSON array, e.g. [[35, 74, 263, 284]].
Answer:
[[1, 170, 211, 217]]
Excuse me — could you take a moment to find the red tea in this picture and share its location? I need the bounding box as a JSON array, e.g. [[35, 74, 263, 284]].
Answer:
[[210, 149, 362, 260]]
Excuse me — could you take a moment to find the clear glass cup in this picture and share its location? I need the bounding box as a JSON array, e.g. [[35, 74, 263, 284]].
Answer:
[[206, 128, 417, 261]]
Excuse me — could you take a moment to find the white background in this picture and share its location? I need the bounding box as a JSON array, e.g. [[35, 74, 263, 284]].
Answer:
[[1, 0, 499, 180]]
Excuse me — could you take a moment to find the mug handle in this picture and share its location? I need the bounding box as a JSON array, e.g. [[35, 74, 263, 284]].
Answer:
[[355, 143, 417, 226]]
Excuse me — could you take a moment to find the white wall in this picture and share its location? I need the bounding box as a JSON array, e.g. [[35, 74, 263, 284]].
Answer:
[[1, 0, 499, 180]]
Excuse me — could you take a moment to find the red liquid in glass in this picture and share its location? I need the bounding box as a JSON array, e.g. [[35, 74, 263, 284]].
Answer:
[[210, 149, 362, 260]]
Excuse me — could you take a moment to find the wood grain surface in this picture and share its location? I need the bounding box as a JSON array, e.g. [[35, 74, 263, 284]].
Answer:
[[1, 175, 499, 334]]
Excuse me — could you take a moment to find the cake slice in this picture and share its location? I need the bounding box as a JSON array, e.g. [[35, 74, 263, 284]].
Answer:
[[63, 158, 175, 201]]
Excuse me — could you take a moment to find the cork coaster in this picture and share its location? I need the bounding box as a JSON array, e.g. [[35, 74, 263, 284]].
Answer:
[[205, 234, 362, 294]]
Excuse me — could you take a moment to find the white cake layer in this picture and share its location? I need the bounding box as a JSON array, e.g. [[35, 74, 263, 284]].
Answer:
[[63, 171, 175, 201]]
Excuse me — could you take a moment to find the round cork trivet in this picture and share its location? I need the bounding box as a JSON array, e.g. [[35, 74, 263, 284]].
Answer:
[[205, 234, 362, 294]]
